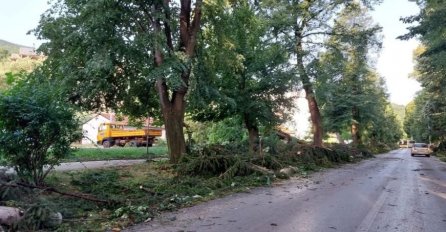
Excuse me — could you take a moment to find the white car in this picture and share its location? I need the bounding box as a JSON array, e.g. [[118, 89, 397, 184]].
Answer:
[[411, 143, 432, 157]]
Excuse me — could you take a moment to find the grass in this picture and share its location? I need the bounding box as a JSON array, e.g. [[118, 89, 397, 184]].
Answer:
[[39, 162, 268, 231], [65, 146, 168, 162], [2, 142, 373, 231]]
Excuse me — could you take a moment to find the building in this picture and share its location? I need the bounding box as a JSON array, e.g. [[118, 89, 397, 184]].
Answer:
[[81, 113, 118, 144], [10, 47, 44, 61]]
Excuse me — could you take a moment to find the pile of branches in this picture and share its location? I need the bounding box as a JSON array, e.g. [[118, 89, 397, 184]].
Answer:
[[177, 142, 373, 179]]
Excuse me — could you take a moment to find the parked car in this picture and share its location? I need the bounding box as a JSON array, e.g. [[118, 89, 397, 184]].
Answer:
[[411, 143, 432, 157]]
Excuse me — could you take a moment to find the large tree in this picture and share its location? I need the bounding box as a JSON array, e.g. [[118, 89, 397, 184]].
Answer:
[[315, 2, 383, 147], [34, 0, 203, 163], [262, 0, 381, 146], [189, 1, 293, 154], [400, 0, 446, 143]]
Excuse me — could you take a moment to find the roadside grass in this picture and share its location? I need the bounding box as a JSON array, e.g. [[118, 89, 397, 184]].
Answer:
[[42, 162, 269, 231], [65, 146, 168, 162], [2, 142, 374, 231]]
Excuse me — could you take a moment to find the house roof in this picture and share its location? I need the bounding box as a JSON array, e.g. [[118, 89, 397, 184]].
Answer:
[[79, 112, 129, 125]]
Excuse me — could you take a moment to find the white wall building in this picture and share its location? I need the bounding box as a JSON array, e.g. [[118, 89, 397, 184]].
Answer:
[[81, 114, 112, 144]]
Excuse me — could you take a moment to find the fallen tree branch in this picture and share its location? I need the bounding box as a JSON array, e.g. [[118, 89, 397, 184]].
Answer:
[[246, 163, 274, 175], [6, 182, 110, 204]]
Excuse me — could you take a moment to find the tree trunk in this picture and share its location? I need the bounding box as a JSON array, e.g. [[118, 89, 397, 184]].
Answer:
[[162, 103, 187, 163], [297, 57, 324, 147], [153, 0, 202, 163], [305, 88, 324, 147], [295, 35, 324, 147], [351, 106, 361, 147], [244, 113, 259, 155]]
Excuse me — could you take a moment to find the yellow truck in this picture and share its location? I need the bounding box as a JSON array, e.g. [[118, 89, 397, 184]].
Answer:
[[97, 122, 162, 148]]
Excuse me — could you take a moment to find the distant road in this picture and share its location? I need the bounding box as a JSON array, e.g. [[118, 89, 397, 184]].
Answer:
[[126, 149, 446, 232]]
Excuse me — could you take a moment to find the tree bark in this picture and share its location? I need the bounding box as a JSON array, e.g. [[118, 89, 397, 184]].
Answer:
[[351, 106, 361, 147], [153, 0, 202, 163], [295, 34, 324, 147], [162, 102, 187, 163], [244, 113, 259, 155]]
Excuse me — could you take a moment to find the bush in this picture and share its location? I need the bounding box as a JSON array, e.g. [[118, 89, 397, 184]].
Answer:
[[0, 73, 80, 186]]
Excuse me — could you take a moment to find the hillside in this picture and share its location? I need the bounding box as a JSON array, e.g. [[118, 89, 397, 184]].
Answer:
[[0, 39, 32, 54], [0, 39, 43, 91]]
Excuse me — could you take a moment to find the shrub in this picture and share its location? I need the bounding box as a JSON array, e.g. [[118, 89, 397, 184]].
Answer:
[[0, 73, 80, 186]]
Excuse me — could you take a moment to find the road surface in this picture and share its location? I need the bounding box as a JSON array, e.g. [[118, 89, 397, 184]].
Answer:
[[125, 149, 446, 232]]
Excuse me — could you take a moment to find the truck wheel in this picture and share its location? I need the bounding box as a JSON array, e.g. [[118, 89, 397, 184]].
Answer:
[[103, 140, 111, 148], [125, 141, 138, 147]]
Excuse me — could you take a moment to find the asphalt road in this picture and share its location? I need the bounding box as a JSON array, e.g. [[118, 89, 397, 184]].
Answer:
[[125, 149, 446, 232]]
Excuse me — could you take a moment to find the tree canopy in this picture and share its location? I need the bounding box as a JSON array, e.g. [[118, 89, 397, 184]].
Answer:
[[189, 1, 294, 153], [29, 0, 405, 161], [34, 0, 203, 162], [400, 0, 446, 144]]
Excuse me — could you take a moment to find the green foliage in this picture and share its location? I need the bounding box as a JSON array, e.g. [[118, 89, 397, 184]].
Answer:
[[41, 163, 268, 230], [404, 94, 431, 142], [178, 140, 371, 179], [400, 1, 446, 144], [113, 205, 150, 223], [0, 71, 80, 185], [391, 103, 406, 127], [190, 1, 293, 151], [71, 170, 123, 202], [177, 144, 250, 178], [19, 201, 58, 231], [33, 0, 175, 117], [314, 2, 402, 147], [260, 0, 383, 146], [186, 117, 248, 146]]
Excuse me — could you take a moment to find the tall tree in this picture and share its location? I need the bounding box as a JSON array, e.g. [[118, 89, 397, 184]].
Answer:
[[34, 0, 203, 163], [262, 0, 381, 146], [315, 2, 382, 147], [190, 0, 293, 154], [400, 0, 446, 144]]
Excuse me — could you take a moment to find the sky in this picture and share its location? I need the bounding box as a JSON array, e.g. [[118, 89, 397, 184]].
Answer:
[[370, 0, 421, 105], [0, 0, 49, 47]]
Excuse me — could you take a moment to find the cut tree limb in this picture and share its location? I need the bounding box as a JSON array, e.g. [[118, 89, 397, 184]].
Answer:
[[247, 163, 274, 175], [8, 182, 110, 204]]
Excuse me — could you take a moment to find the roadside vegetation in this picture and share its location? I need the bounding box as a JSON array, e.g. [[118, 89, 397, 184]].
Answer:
[[399, 1, 446, 161], [67, 146, 168, 162], [1, 0, 433, 231], [2, 140, 372, 231]]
